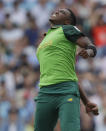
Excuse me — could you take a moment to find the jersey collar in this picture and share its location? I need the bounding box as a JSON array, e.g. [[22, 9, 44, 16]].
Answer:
[[51, 25, 62, 29]]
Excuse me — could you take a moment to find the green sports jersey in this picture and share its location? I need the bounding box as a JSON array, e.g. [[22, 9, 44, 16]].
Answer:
[[36, 25, 84, 87]]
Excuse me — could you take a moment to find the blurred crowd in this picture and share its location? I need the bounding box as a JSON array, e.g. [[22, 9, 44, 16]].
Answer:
[[0, 0, 106, 131]]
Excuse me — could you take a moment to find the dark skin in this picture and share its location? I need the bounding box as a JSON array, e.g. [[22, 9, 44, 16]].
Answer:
[[50, 9, 94, 58], [79, 84, 99, 115], [49, 9, 71, 25], [49, 8, 99, 115]]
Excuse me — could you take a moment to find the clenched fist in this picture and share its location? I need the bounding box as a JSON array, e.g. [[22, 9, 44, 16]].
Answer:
[[86, 102, 99, 116]]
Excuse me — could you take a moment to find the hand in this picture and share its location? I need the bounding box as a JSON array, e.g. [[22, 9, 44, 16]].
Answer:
[[78, 49, 89, 59], [86, 102, 99, 116]]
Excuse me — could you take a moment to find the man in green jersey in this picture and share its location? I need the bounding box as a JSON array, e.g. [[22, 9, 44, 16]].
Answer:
[[34, 8, 99, 131]]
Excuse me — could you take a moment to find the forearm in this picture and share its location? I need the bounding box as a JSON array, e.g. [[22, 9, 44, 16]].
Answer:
[[76, 37, 97, 57], [76, 37, 92, 48], [78, 84, 90, 105]]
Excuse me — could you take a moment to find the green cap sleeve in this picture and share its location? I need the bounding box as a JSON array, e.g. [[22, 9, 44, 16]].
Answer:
[[62, 25, 85, 43]]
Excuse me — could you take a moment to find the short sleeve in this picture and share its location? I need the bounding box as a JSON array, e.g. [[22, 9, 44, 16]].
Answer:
[[62, 25, 85, 43]]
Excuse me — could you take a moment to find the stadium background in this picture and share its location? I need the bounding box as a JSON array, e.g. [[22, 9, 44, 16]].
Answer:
[[0, 0, 106, 131]]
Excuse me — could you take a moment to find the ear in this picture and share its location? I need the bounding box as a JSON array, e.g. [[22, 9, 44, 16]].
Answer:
[[64, 20, 70, 25]]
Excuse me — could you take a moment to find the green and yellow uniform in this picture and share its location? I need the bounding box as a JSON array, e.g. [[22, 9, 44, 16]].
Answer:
[[34, 25, 84, 131]]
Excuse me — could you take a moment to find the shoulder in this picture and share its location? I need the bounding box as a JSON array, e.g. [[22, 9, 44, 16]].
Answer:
[[62, 25, 81, 33], [62, 25, 85, 43]]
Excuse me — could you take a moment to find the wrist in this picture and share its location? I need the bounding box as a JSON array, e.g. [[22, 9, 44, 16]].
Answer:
[[86, 45, 97, 57], [85, 100, 91, 106], [86, 49, 94, 57], [84, 99, 90, 106]]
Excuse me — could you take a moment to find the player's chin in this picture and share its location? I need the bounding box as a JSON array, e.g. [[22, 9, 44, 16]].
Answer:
[[49, 18, 54, 23], [49, 17, 56, 22]]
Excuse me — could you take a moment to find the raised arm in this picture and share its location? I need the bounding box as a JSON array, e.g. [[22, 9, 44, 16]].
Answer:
[[62, 25, 97, 58], [76, 36, 97, 58]]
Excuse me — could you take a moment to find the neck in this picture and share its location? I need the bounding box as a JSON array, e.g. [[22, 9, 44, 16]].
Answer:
[[49, 19, 65, 27], [50, 22, 65, 28]]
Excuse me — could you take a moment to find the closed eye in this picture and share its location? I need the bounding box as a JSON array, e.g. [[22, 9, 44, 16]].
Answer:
[[60, 10, 66, 15]]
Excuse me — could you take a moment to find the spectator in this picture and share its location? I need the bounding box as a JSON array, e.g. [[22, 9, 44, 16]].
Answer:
[[10, 1, 27, 26], [0, 1, 5, 24], [30, 0, 53, 29], [25, 18, 39, 46]]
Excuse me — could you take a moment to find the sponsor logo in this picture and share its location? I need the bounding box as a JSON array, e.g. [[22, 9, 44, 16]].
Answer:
[[68, 98, 73, 102]]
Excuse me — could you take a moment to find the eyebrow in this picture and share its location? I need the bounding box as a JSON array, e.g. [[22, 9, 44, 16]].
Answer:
[[60, 10, 66, 14]]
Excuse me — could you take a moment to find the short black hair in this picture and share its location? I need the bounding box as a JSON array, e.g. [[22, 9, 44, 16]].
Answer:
[[66, 8, 76, 25]]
